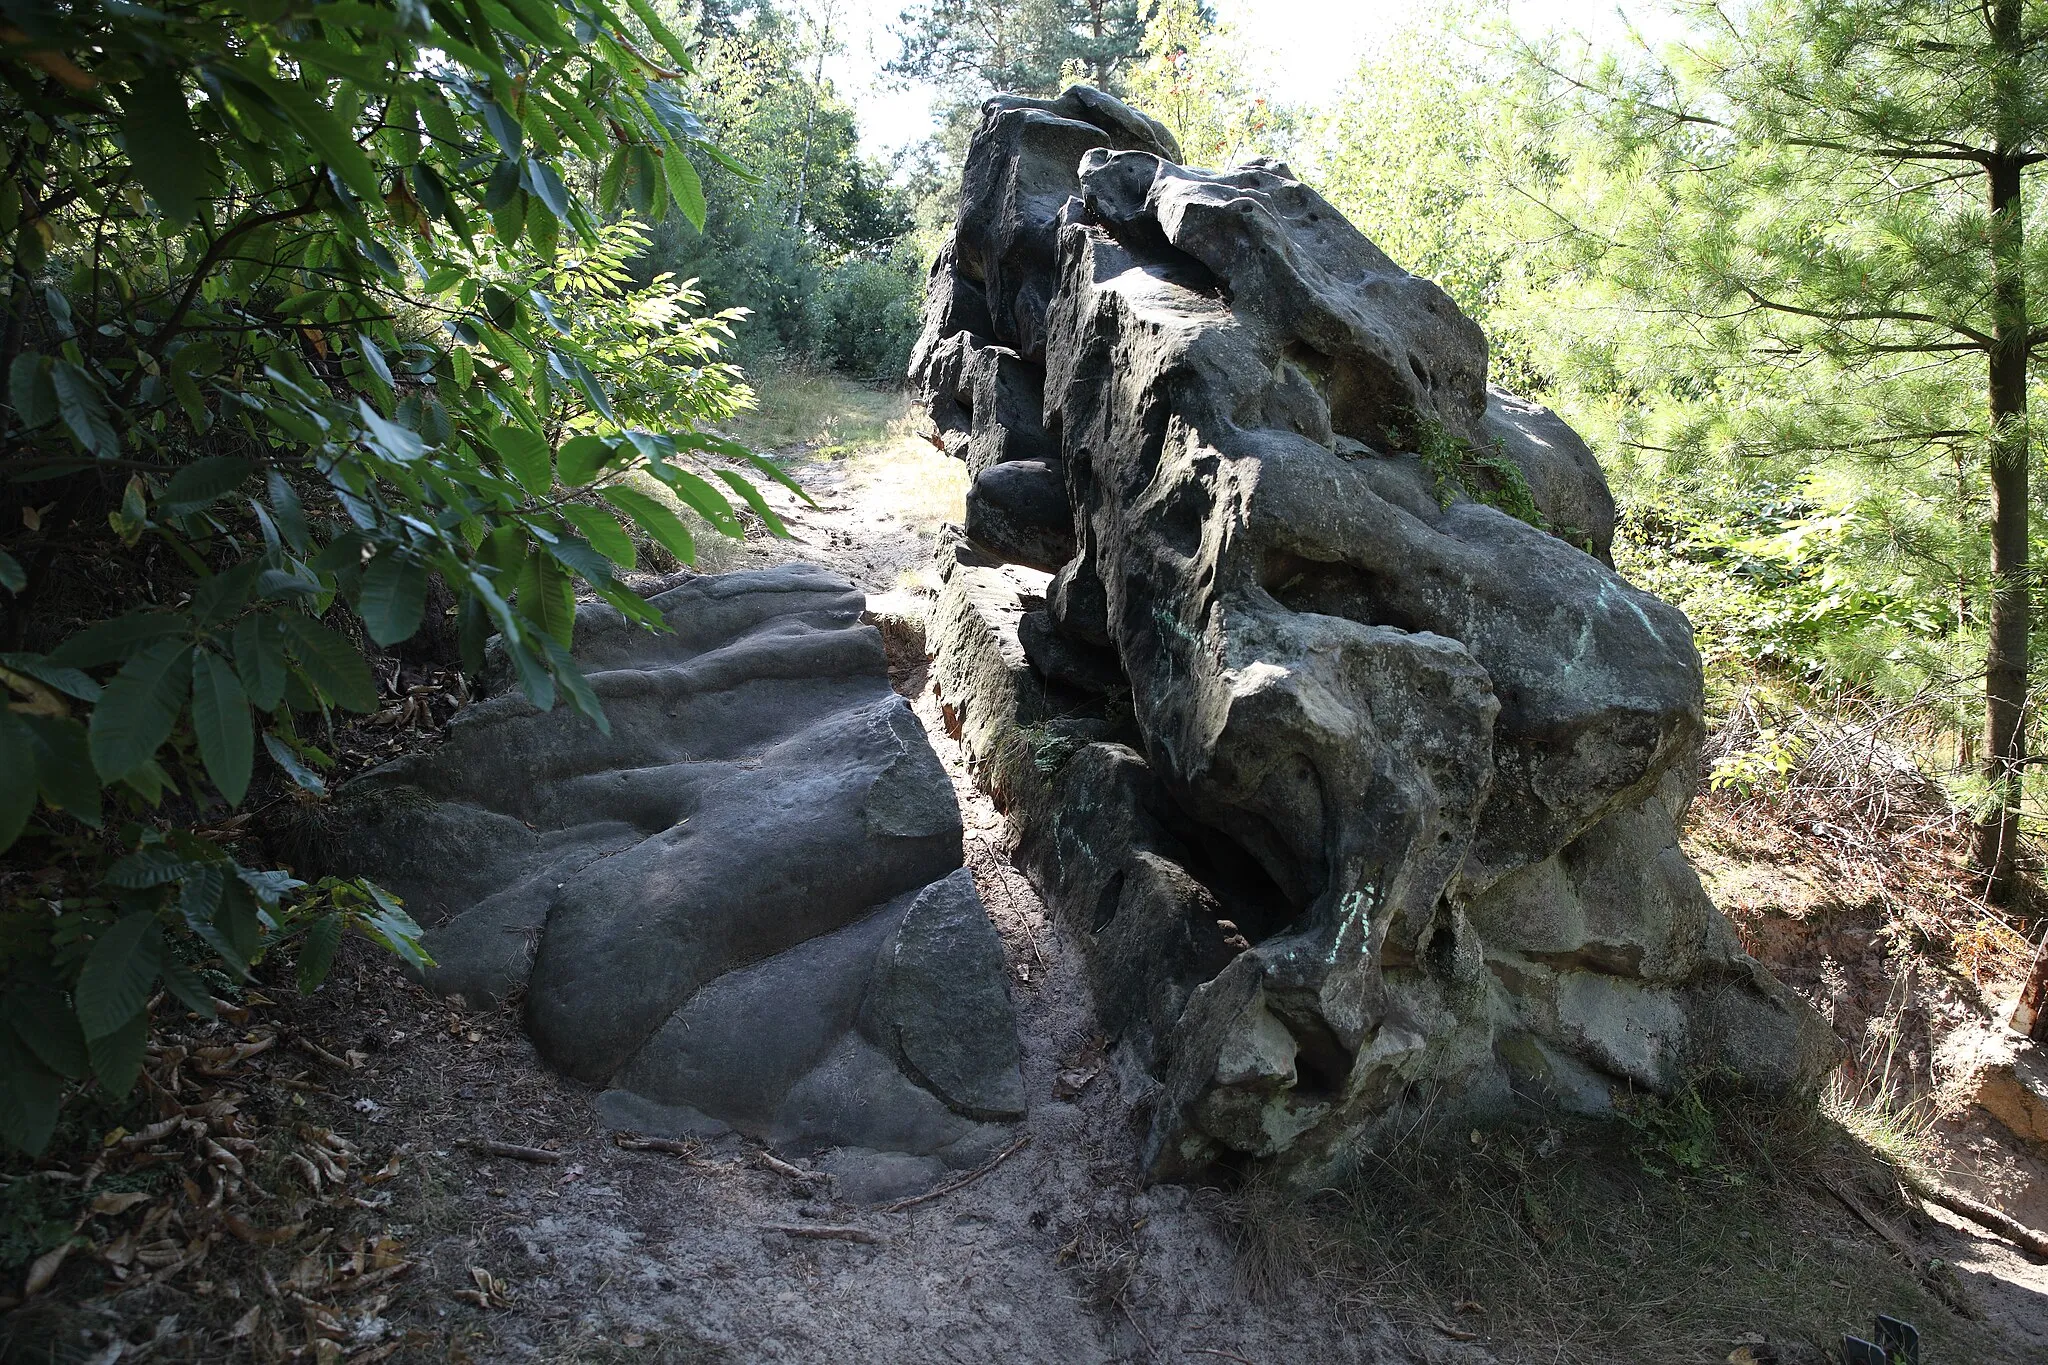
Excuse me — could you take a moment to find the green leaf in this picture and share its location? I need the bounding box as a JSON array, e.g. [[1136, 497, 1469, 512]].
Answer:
[[560, 505, 636, 567], [105, 845, 191, 888], [4, 986, 89, 1081], [716, 468, 789, 537], [0, 1032, 63, 1156], [50, 361, 119, 458], [668, 469, 743, 537], [264, 732, 327, 795], [282, 615, 378, 712], [359, 550, 428, 646], [0, 711, 34, 852], [160, 456, 255, 516], [50, 612, 185, 668], [192, 651, 254, 806], [22, 714, 100, 827], [489, 423, 553, 495], [117, 69, 210, 224], [76, 912, 163, 1040], [160, 957, 217, 1020], [556, 433, 614, 486], [516, 550, 578, 648], [262, 74, 385, 204], [0, 549, 20, 594], [87, 1011, 149, 1097], [88, 639, 193, 782], [298, 914, 344, 993], [233, 615, 288, 711], [603, 485, 695, 566], [1, 652, 99, 701], [8, 352, 56, 429], [545, 535, 615, 586], [661, 147, 706, 231]]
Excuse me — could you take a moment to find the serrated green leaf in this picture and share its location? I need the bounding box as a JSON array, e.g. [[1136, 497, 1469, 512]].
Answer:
[[161, 456, 255, 516], [8, 352, 56, 430], [560, 505, 636, 567], [555, 433, 614, 487], [516, 549, 578, 648], [661, 147, 705, 231], [86, 1010, 148, 1097], [160, 957, 217, 1020], [192, 651, 253, 806], [0, 652, 100, 701], [117, 68, 211, 224], [0, 1031, 63, 1155], [715, 468, 789, 537], [489, 423, 552, 495], [4, 985, 89, 1080], [298, 914, 345, 993], [22, 714, 100, 827], [0, 549, 22, 593], [76, 912, 163, 1040], [282, 615, 378, 712], [262, 73, 385, 204], [88, 638, 192, 782], [603, 485, 695, 566], [50, 360, 119, 458], [668, 469, 743, 536], [233, 615, 288, 711], [264, 732, 327, 794], [49, 612, 185, 669], [0, 711, 34, 852], [359, 549, 428, 646]]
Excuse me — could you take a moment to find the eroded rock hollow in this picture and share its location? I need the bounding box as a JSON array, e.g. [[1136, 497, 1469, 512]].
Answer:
[[915, 86, 1834, 1178], [327, 565, 1024, 1196]]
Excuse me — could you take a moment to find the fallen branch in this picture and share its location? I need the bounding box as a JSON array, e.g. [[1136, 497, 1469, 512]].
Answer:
[[752, 1149, 828, 1184], [463, 1140, 560, 1165], [613, 1133, 709, 1162], [1822, 1176, 1919, 1268], [1901, 1170, 2048, 1258], [878, 1135, 1031, 1214], [759, 1223, 884, 1245]]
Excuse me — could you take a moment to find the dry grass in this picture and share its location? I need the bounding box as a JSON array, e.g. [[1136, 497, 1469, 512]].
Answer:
[[1223, 1090, 2001, 1364], [725, 364, 907, 454]]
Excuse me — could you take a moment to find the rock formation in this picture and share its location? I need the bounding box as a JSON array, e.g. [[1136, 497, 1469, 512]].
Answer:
[[914, 87, 1833, 1178], [325, 564, 1024, 1195]]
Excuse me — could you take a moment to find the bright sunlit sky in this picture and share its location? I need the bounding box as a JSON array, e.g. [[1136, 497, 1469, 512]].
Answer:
[[818, 1, 1670, 158]]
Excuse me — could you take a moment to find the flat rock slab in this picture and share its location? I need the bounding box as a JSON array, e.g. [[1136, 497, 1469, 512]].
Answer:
[[326, 563, 1024, 1176]]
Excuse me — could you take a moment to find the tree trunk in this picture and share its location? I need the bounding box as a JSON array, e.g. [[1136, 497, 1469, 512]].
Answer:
[[1977, 153, 2030, 902], [1975, 5, 2033, 904]]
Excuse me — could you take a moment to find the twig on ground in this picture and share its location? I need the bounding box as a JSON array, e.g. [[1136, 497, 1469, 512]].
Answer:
[[759, 1224, 884, 1244], [1901, 1170, 2048, 1258], [293, 1036, 352, 1070], [878, 1135, 1032, 1214], [463, 1139, 560, 1165], [1822, 1176, 1919, 1269], [752, 1149, 829, 1183], [613, 1133, 705, 1158]]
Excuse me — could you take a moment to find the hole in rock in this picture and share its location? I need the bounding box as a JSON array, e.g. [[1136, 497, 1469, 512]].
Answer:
[[1427, 920, 1459, 975], [1265, 997, 1350, 1103], [1170, 820, 1294, 945], [1260, 551, 1428, 636], [1408, 354, 1431, 388], [1092, 869, 1128, 933]]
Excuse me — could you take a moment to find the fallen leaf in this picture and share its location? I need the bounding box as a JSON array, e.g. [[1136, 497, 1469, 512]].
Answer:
[[91, 1191, 152, 1216], [23, 1240, 75, 1296], [229, 1306, 261, 1339]]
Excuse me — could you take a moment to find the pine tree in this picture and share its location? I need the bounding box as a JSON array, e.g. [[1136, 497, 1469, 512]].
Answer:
[[891, 0, 1152, 100], [1532, 0, 2048, 904]]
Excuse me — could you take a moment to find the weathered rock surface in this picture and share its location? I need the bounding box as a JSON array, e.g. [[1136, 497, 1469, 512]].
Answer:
[[915, 87, 1833, 1179], [325, 563, 1023, 1179]]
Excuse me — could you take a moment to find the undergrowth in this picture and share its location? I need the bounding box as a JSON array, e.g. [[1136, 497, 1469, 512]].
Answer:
[[1226, 1082, 2004, 1364]]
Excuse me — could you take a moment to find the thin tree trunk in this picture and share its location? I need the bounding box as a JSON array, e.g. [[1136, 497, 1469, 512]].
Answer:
[[1975, 4, 2033, 903]]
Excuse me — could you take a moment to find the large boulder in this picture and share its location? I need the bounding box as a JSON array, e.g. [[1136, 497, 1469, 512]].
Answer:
[[915, 87, 1833, 1179], [324, 564, 1024, 1182]]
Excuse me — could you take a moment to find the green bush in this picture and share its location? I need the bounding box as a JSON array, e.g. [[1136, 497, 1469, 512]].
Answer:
[[0, 0, 793, 1156], [807, 255, 926, 381]]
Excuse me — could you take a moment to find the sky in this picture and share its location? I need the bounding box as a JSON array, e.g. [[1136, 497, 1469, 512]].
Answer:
[[818, 0, 1665, 158]]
